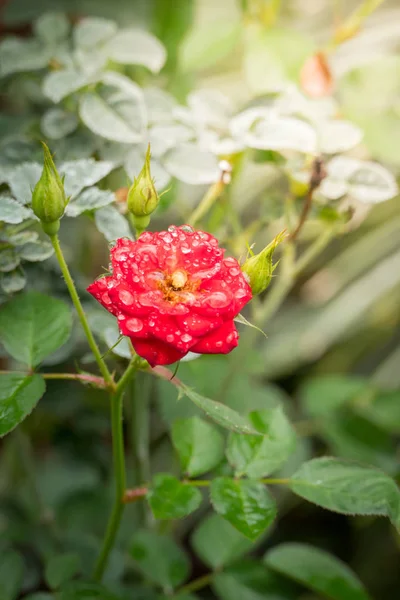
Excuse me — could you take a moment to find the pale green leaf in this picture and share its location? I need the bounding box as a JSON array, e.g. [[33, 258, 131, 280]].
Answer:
[[0, 373, 46, 436]]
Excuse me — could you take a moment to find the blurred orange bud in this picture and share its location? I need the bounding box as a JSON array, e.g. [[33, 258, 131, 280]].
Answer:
[[300, 52, 334, 98]]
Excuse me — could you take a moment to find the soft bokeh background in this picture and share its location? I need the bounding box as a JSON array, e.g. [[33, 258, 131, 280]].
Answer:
[[1, 1, 400, 599]]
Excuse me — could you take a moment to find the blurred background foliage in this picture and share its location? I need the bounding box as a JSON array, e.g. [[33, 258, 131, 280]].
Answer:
[[1, 0, 400, 599]]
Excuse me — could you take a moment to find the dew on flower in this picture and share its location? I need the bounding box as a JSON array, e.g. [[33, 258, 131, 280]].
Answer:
[[166, 334, 174, 342], [119, 290, 134, 305], [181, 333, 192, 343], [180, 225, 194, 233], [126, 317, 143, 333], [207, 291, 231, 309]]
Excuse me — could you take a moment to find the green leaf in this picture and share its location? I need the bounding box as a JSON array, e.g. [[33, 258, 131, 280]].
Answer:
[[227, 406, 296, 478], [130, 530, 190, 592], [66, 187, 115, 217], [162, 144, 219, 185], [0, 195, 33, 224], [148, 473, 202, 520], [0, 269, 26, 294], [7, 162, 42, 205], [45, 553, 81, 590], [0, 37, 50, 77], [0, 550, 24, 600], [105, 29, 166, 72], [0, 249, 20, 273], [299, 375, 369, 417], [212, 560, 296, 600], [34, 12, 70, 45], [73, 17, 117, 50], [41, 108, 79, 140], [178, 383, 260, 435], [0, 373, 45, 436], [18, 241, 54, 262], [172, 416, 225, 477], [58, 582, 120, 600], [290, 457, 400, 529], [180, 20, 240, 72], [265, 543, 371, 600], [42, 69, 93, 104], [210, 477, 277, 541], [320, 414, 397, 475], [0, 291, 72, 368], [191, 513, 253, 569], [359, 390, 400, 434], [94, 205, 131, 241], [79, 74, 146, 144], [60, 159, 115, 199]]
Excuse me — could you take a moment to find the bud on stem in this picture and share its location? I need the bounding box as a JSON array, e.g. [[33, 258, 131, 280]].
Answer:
[[127, 145, 159, 236], [241, 231, 286, 295], [31, 142, 68, 234]]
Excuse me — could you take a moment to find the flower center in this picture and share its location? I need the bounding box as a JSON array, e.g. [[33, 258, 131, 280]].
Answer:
[[170, 269, 188, 290], [157, 269, 200, 303]]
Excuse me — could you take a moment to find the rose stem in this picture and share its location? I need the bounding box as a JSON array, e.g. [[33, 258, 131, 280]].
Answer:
[[49, 234, 115, 390], [93, 357, 138, 580]]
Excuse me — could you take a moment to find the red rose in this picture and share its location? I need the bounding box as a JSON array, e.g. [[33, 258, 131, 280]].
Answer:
[[87, 225, 252, 366]]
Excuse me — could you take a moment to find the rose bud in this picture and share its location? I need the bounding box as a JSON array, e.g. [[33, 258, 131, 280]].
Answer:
[[127, 145, 159, 235], [31, 142, 68, 235], [87, 226, 252, 367], [241, 231, 286, 296]]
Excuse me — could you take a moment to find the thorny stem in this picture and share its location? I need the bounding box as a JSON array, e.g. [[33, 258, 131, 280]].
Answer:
[[123, 477, 290, 504], [49, 234, 115, 390], [289, 157, 326, 242], [0, 370, 107, 387], [93, 358, 138, 581]]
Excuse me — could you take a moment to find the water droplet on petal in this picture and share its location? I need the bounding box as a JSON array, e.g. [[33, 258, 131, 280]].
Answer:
[[119, 290, 134, 305], [229, 267, 240, 276], [235, 288, 247, 299], [181, 333, 192, 343], [180, 225, 194, 233], [207, 291, 230, 309], [215, 341, 223, 348], [126, 317, 143, 333], [166, 334, 174, 343], [101, 292, 111, 305], [168, 225, 176, 232]]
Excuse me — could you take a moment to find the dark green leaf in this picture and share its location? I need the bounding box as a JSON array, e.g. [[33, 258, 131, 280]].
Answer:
[[58, 582, 121, 600], [290, 457, 400, 529], [45, 553, 81, 590], [130, 530, 190, 592], [0, 550, 24, 600], [210, 477, 277, 541], [0, 373, 45, 436], [148, 474, 202, 520], [179, 383, 260, 435], [172, 416, 225, 477], [265, 543, 371, 600], [191, 513, 253, 569], [0, 291, 72, 367], [24, 594, 55, 600], [227, 407, 296, 478], [357, 390, 400, 433], [213, 560, 297, 600]]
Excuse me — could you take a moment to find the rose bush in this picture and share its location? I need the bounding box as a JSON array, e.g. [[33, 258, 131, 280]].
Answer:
[[87, 226, 252, 366]]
